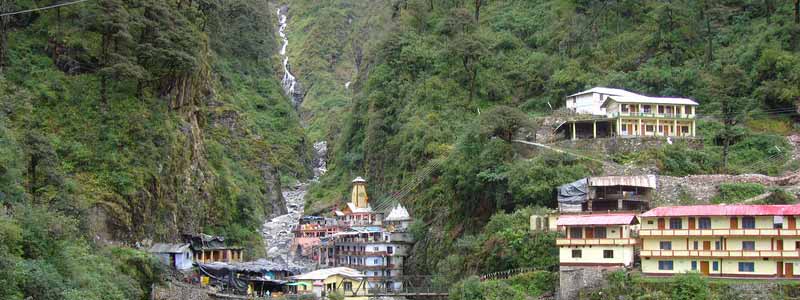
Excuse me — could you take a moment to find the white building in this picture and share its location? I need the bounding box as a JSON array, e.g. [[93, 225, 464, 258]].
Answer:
[[565, 87, 641, 115], [148, 243, 194, 270]]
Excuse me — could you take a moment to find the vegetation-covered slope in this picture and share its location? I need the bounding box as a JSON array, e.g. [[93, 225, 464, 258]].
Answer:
[[298, 0, 800, 278], [0, 1, 306, 299]]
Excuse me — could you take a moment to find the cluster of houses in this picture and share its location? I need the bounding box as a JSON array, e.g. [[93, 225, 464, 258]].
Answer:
[[147, 177, 412, 298], [543, 175, 800, 279], [292, 176, 415, 292]]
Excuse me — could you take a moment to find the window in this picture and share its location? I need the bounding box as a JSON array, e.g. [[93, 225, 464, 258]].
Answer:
[[658, 125, 664, 132], [344, 282, 353, 291], [691, 261, 697, 270], [669, 218, 683, 229], [738, 262, 755, 272], [715, 241, 721, 250], [621, 104, 629, 113], [648, 220, 654, 225], [646, 125, 654, 132], [570, 227, 583, 239], [693, 241, 699, 250], [742, 217, 756, 229], [712, 261, 719, 271], [603, 250, 614, 258], [658, 261, 674, 270], [387, 246, 393, 254], [374, 259, 380, 264], [681, 126, 689, 133], [374, 247, 379, 251], [658, 106, 665, 114], [643, 105, 652, 113], [742, 241, 756, 251], [660, 241, 672, 250], [698, 218, 711, 229], [594, 227, 607, 239], [687, 106, 694, 115], [774, 216, 784, 229], [572, 249, 582, 258]]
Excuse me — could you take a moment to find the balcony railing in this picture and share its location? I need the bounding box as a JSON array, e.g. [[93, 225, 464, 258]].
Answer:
[[611, 112, 695, 119], [556, 238, 637, 246], [640, 249, 800, 258], [639, 228, 800, 237]]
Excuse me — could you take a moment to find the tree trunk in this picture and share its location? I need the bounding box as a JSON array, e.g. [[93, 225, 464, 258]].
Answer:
[[28, 157, 38, 203], [474, 0, 481, 22], [795, 0, 799, 24], [704, 1, 713, 64]]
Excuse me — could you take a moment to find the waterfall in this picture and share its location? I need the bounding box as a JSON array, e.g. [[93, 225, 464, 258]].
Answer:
[[277, 7, 302, 107], [260, 7, 327, 271]]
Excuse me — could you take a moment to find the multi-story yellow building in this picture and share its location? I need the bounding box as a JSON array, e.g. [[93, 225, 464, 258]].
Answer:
[[640, 204, 800, 278], [601, 95, 698, 138], [560, 87, 699, 140], [556, 214, 639, 268]]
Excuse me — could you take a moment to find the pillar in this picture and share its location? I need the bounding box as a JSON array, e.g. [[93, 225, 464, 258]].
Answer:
[[673, 119, 678, 137], [592, 121, 597, 139], [616, 118, 621, 136], [618, 199, 623, 210], [656, 119, 660, 136], [587, 200, 593, 212], [638, 118, 642, 136], [571, 122, 576, 140]]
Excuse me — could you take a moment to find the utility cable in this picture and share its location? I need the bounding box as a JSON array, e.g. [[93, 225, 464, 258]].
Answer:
[[0, 0, 90, 17]]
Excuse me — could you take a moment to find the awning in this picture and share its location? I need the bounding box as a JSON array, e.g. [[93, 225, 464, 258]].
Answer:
[[588, 175, 656, 188], [556, 214, 638, 226], [287, 282, 312, 287]]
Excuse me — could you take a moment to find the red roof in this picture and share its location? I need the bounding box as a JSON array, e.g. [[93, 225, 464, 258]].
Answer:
[[556, 214, 638, 226], [641, 204, 800, 217]]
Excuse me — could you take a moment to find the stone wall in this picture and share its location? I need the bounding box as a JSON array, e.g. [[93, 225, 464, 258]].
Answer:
[[656, 173, 800, 204], [153, 282, 212, 300], [558, 267, 615, 300]]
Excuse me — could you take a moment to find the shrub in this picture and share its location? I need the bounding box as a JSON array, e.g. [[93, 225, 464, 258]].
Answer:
[[671, 273, 710, 300], [711, 183, 766, 204]]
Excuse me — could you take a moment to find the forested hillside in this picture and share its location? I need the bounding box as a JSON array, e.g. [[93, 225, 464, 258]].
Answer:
[[295, 0, 800, 279], [0, 1, 306, 299]]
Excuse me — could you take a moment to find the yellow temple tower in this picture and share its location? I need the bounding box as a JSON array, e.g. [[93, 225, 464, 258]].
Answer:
[[351, 177, 369, 208]]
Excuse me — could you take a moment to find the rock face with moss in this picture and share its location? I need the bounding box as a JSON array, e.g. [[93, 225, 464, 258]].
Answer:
[[0, 1, 309, 299]]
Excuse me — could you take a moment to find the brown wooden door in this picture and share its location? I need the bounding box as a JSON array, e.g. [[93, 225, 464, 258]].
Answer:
[[700, 261, 710, 275], [787, 263, 794, 278], [730, 217, 738, 229], [627, 124, 633, 135], [585, 227, 594, 239], [789, 216, 796, 230], [703, 241, 711, 250], [658, 218, 666, 230], [777, 240, 784, 251], [688, 218, 696, 229], [778, 262, 784, 277]]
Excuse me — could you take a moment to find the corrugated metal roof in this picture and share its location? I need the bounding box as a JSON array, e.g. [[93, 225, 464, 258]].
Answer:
[[567, 87, 641, 98], [641, 204, 800, 217], [601, 95, 699, 107], [148, 243, 191, 254], [588, 175, 657, 188], [556, 214, 638, 226], [291, 267, 365, 280]]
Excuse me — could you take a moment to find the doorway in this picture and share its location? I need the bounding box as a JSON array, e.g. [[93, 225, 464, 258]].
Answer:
[[700, 261, 710, 275], [703, 241, 711, 251]]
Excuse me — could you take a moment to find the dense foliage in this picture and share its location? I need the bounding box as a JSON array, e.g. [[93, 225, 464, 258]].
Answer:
[[291, 0, 800, 281], [0, 0, 307, 298]]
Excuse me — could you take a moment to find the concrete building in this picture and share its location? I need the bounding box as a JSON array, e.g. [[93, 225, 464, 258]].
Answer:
[[602, 95, 698, 138], [291, 267, 369, 300], [148, 243, 194, 270], [565, 87, 641, 115], [558, 176, 656, 213], [639, 204, 800, 278], [556, 214, 638, 268], [183, 233, 244, 263], [559, 87, 699, 140], [317, 177, 414, 291]]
